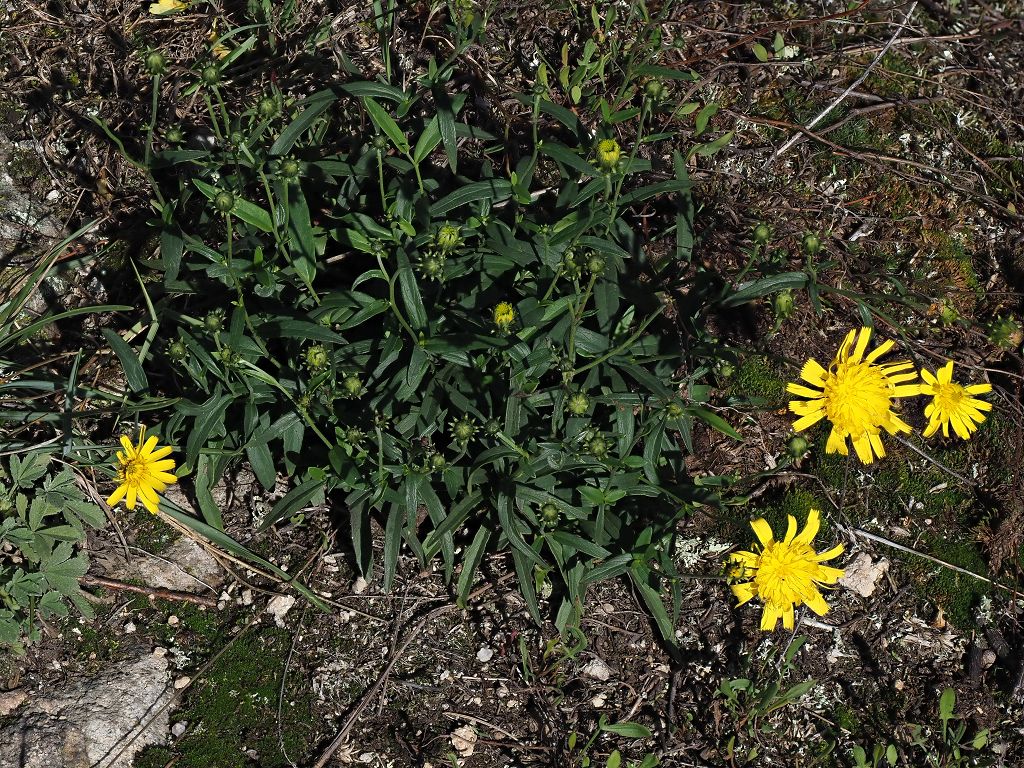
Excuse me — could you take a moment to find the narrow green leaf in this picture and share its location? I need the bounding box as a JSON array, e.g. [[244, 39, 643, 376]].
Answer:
[[270, 88, 341, 156], [721, 272, 808, 307], [431, 179, 513, 216], [259, 476, 324, 530], [363, 96, 410, 154], [100, 329, 148, 394], [413, 115, 442, 164]]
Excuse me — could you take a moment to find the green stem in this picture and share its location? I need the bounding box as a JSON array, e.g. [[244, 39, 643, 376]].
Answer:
[[565, 273, 598, 380], [376, 151, 388, 211], [572, 307, 663, 377], [203, 94, 224, 142], [144, 74, 160, 168], [375, 252, 417, 342]]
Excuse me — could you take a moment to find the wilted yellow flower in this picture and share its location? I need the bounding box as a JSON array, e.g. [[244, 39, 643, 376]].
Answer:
[[787, 326, 919, 464], [106, 427, 178, 514], [919, 361, 992, 439], [149, 0, 187, 15], [208, 23, 229, 59], [493, 301, 516, 332], [728, 509, 845, 631]]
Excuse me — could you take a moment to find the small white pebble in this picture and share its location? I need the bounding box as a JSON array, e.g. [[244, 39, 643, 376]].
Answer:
[[171, 721, 187, 737], [590, 694, 607, 708], [352, 576, 369, 594], [174, 676, 191, 689], [241, 589, 254, 606], [167, 615, 179, 626], [152, 647, 167, 658], [476, 647, 494, 663], [123, 622, 136, 634], [266, 595, 296, 627], [582, 658, 613, 681]]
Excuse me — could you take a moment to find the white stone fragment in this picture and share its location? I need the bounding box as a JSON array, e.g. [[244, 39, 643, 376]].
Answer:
[[582, 657, 613, 681], [839, 553, 889, 597], [266, 594, 297, 627]]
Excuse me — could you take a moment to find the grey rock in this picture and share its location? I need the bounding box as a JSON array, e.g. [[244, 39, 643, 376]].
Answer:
[[0, 652, 172, 768], [107, 535, 224, 594]]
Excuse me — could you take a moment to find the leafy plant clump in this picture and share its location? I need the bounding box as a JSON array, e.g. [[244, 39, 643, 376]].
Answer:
[[99, 12, 741, 637], [0, 451, 103, 652]]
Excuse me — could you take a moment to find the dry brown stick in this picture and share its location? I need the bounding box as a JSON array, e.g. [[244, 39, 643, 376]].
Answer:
[[79, 574, 219, 608]]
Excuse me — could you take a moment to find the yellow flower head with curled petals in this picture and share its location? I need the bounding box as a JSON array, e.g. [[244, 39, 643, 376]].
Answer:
[[106, 427, 178, 514], [492, 301, 516, 332], [728, 509, 845, 631], [786, 326, 920, 464], [920, 361, 992, 440]]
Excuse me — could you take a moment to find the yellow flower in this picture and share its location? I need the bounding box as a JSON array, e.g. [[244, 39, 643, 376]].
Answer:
[[209, 23, 230, 59], [106, 427, 178, 514], [493, 301, 516, 332], [728, 509, 845, 631], [919, 361, 992, 439], [786, 326, 919, 464], [149, 0, 187, 14], [595, 138, 622, 172]]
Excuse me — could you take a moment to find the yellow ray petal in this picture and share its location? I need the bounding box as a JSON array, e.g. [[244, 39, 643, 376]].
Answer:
[[864, 339, 894, 363], [783, 515, 797, 544], [750, 518, 774, 548], [796, 508, 820, 545], [793, 410, 826, 432]]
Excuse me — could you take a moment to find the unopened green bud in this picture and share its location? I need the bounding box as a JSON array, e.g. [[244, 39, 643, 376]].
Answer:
[[587, 435, 609, 458], [586, 254, 606, 275], [217, 347, 239, 366], [560, 251, 583, 280], [257, 96, 280, 119], [279, 158, 300, 179], [371, 134, 389, 152], [774, 290, 795, 319], [418, 253, 445, 281], [200, 65, 220, 86], [541, 503, 559, 525], [452, 416, 476, 443], [802, 233, 822, 256], [203, 309, 225, 332], [144, 51, 168, 76], [644, 79, 667, 101], [304, 344, 329, 371], [436, 223, 461, 251], [213, 191, 235, 213], [167, 340, 188, 361], [717, 361, 735, 379], [484, 418, 501, 436], [595, 138, 622, 172], [787, 435, 810, 458], [341, 374, 363, 397], [566, 392, 590, 415], [753, 223, 771, 244], [165, 126, 185, 144], [430, 453, 447, 471], [345, 427, 364, 445], [665, 401, 685, 419]]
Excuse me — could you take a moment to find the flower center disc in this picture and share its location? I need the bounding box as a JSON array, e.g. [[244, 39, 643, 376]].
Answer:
[[932, 382, 964, 412], [822, 360, 891, 435], [754, 542, 815, 605]]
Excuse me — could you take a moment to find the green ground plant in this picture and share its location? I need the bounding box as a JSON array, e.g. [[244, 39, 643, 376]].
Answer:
[[0, 450, 103, 652], [91, 4, 750, 640]]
